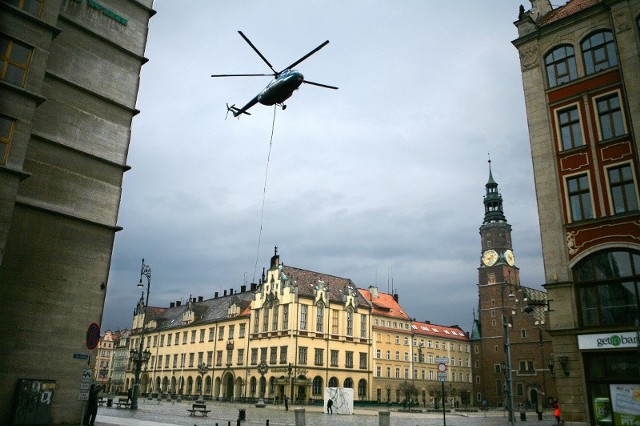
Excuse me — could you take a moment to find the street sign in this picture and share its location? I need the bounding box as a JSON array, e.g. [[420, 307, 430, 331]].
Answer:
[[73, 353, 89, 360], [435, 356, 449, 363], [79, 369, 92, 401], [86, 323, 100, 350], [437, 372, 447, 381], [437, 363, 447, 372]]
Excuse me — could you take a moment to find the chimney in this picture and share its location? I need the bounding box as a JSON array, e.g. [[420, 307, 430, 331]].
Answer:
[[170, 302, 175, 308], [251, 283, 257, 291], [176, 301, 181, 306], [198, 296, 203, 302], [214, 292, 219, 299], [223, 290, 227, 297], [230, 289, 234, 295], [393, 293, 399, 303], [368, 285, 379, 299], [241, 285, 247, 293]]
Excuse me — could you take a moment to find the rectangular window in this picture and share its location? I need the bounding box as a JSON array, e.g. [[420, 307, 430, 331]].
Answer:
[[216, 351, 222, 366], [359, 352, 367, 369], [376, 366, 381, 377], [207, 351, 213, 366], [218, 326, 224, 341], [182, 333, 187, 344], [190, 330, 196, 344], [300, 305, 308, 330], [239, 324, 246, 338], [608, 164, 638, 214], [345, 351, 353, 368], [173, 354, 178, 368], [330, 350, 339, 367], [208, 327, 214, 341], [226, 349, 233, 366], [360, 314, 367, 338], [597, 93, 625, 140], [167, 333, 172, 346], [386, 367, 391, 378], [332, 310, 339, 334], [395, 367, 400, 379], [197, 352, 203, 365], [237, 349, 244, 365], [270, 347, 278, 364], [298, 347, 307, 365], [164, 354, 169, 368], [251, 348, 258, 365], [557, 105, 584, 150], [280, 346, 288, 364], [1, 36, 32, 87], [254, 309, 260, 331], [315, 348, 324, 365], [228, 325, 235, 339], [199, 329, 205, 342], [567, 174, 593, 221], [376, 349, 381, 359], [519, 360, 534, 373], [188, 353, 194, 367], [260, 348, 267, 362], [316, 303, 324, 333]]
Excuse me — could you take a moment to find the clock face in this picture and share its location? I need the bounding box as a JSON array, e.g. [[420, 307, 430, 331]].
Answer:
[[505, 249, 515, 266], [482, 249, 498, 266]]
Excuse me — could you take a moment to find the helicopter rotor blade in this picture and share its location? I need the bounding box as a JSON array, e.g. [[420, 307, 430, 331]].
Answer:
[[238, 31, 278, 74], [283, 40, 330, 71], [303, 80, 338, 90], [211, 73, 274, 78]]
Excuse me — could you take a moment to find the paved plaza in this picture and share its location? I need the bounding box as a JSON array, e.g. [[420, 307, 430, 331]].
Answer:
[[90, 399, 560, 426]]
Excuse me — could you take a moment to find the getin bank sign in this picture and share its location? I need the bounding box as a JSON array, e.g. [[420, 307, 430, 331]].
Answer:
[[578, 332, 639, 350]]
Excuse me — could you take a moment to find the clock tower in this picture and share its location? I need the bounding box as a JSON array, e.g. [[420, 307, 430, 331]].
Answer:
[[478, 162, 519, 287]]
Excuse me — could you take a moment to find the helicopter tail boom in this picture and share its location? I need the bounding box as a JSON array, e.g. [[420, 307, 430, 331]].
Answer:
[[226, 103, 251, 118]]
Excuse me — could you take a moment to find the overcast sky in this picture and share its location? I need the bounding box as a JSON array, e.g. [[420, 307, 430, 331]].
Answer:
[[102, 0, 546, 334]]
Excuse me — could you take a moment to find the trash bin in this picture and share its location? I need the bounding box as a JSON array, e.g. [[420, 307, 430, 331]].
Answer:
[[238, 408, 246, 421], [107, 398, 113, 407]]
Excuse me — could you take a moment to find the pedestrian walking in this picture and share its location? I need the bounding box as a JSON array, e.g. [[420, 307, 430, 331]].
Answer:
[[554, 400, 564, 424], [285, 395, 289, 411], [127, 387, 132, 404], [84, 383, 102, 426], [327, 398, 333, 414]]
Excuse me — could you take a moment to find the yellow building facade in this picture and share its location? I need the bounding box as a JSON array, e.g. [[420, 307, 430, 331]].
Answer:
[[125, 250, 373, 403]]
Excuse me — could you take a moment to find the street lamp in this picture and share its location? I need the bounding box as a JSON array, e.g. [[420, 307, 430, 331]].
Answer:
[[503, 290, 516, 426], [131, 258, 152, 410], [197, 362, 208, 401]]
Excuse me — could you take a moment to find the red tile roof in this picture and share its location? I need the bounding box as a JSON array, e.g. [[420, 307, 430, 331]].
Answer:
[[359, 288, 411, 321], [539, 0, 600, 26], [411, 320, 469, 342]]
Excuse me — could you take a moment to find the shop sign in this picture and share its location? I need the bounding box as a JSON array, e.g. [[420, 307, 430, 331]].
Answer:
[[609, 384, 640, 425], [577, 332, 639, 350]]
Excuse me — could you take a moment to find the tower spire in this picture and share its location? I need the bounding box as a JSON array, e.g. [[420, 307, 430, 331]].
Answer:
[[483, 158, 506, 223]]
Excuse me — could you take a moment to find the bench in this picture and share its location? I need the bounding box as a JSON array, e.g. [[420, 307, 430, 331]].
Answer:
[[187, 403, 210, 416], [115, 398, 131, 408]]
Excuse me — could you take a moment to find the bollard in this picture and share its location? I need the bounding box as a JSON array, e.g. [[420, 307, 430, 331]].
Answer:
[[294, 408, 306, 426], [238, 408, 246, 421], [266, 421, 269, 426], [379, 411, 391, 426]]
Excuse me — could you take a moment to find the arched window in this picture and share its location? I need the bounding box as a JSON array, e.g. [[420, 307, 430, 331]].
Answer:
[[358, 379, 367, 398], [582, 30, 618, 75], [545, 44, 577, 87], [574, 249, 640, 327], [328, 376, 338, 387], [343, 377, 353, 389], [312, 376, 323, 395]]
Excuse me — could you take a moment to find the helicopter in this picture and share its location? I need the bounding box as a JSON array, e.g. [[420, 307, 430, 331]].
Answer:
[[211, 31, 338, 118]]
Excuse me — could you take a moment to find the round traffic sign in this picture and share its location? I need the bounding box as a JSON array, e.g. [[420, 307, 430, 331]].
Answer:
[[437, 363, 447, 372], [86, 323, 101, 350]]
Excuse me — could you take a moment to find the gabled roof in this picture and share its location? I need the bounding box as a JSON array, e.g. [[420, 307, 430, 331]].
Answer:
[[359, 288, 411, 321], [282, 265, 370, 308], [411, 320, 469, 342], [143, 290, 254, 332]]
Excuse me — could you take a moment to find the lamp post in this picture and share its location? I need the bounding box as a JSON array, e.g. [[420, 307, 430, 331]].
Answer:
[[503, 288, 516, 426], [130, 258, 152, 410]]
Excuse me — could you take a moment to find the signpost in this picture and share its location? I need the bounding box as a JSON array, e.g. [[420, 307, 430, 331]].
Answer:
[[86, 323, 100, 350], [79, 369, 92, 401], [436, 357, 449, 426]]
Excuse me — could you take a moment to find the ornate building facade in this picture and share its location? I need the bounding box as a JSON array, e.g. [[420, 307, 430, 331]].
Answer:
[[126, 250, 373, 404], [513, 0, 640, 423]]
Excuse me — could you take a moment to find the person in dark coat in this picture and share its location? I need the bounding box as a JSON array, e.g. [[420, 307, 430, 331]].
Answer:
[[127, 387, 133, 403], [84, 384, 103, 425], [284, 395, 289, 411], [327, 398, 333, 414]]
